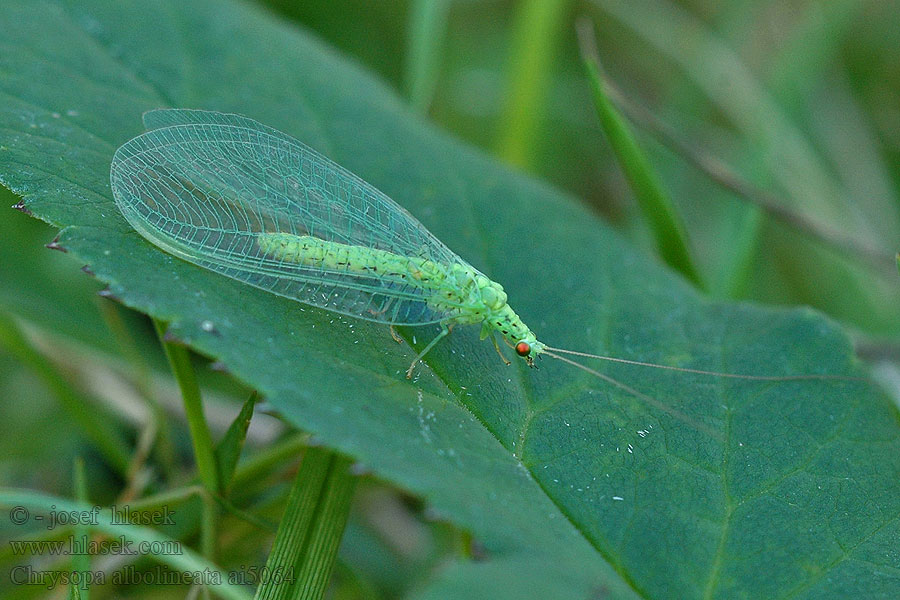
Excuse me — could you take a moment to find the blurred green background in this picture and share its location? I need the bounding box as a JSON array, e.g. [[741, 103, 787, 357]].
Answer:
[[1, 0, 898, 597], [266, 0, 900, 335]]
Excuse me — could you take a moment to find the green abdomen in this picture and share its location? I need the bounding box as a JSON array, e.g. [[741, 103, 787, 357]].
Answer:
[[257, 233, 449, 290]]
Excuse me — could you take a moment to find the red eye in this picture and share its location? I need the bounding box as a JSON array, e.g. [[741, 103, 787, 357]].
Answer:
[[515, 341, 531, 356]]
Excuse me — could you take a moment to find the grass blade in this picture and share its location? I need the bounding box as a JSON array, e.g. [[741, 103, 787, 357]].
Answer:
[[577, 21, 703, 287], [253, 447, 331, 600], [216, 391, 259, 494], [291, 454, 357, 600]]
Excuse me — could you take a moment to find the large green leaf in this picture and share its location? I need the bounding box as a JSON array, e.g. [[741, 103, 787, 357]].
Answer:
[[1, 1, 898, 598]]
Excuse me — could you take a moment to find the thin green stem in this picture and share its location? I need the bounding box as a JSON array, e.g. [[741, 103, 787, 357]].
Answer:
[[233, 434, 309, 487], [153, 319, 219, 562], [153, 320, 218, 491], [122, 485, 206, 510]]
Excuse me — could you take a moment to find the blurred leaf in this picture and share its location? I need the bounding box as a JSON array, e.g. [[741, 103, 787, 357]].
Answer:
[[496, 0, 573, 167], [0, 350, 81, 489], [0, 1, 898, 599], [404, 0, 451, 113], [0, 312, 131, 473]]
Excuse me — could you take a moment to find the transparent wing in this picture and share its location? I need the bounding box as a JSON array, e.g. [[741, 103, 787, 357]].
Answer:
[[110, 110, 469, 325]]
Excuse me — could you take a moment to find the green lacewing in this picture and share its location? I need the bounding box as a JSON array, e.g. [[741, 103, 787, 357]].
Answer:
[[110, 109, 851, 396]]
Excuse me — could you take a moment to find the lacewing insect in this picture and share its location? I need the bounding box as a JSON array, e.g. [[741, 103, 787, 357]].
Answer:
[[110, 109, 850, 396]]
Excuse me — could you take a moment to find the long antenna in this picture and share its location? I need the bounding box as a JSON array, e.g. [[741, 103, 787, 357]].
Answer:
[[543, 350, 721, 439], [543, 346, 861, 382]]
